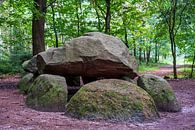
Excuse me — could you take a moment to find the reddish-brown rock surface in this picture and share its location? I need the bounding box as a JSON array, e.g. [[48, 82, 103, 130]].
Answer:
[[36, 32, 137, 79]]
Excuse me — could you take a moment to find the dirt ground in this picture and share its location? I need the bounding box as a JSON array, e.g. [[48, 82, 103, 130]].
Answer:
[[0, 69, 195, 130]]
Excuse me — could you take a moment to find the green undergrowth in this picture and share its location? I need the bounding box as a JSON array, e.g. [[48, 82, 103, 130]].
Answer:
[[167, 67, 195, 78], [138, 62, 169, 73], [0, 51, 31, 75]]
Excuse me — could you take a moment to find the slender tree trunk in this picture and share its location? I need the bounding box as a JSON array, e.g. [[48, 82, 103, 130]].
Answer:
[[122, 14, 128, 48], [139, 48, 142, 63], [133, 43, 136, 57], [164, 54, 166, 59], [190, 51, 195, 78], [94, 7, 101, 32], [167, 0, 178, 79], [172, 0, 177, 79], [124, 26, 128, 48], [105, 0, 110, 34], [76, 2, 80, 36], [170, 32, 177, 78], [158, 50, 160, 61], [146, 47, 151, 65], [58, 3, 65, 45], [143, 50, 146, 62], [155, 43, 158, 63], [51, 3, 58, 47], [32, 0, 46, 56], [61, 35, 65, 44]]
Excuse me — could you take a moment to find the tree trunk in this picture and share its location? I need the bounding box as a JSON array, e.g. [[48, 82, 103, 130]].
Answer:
[[168, 0, 177, 79], [143, 50, 146, 62], [105, 0, 110, 34], [158, 50, 160, 61], [94, 7, 102, 32], [76, 1, 80, 36], [51, 3, 58, 47], [190, 51, 195, 78], [124, 26, 128, 48], [133, 43, 136, 57], [170, 32, 177, 79], [61, 35, 65, 45], [146, 47, 151, 65], [32, 0, 46, 56], [139, 48, 142, 63], [155, 42, 158, 63]]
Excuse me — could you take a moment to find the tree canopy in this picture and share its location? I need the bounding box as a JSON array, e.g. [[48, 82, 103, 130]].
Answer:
[[0, 0, 194, 77]]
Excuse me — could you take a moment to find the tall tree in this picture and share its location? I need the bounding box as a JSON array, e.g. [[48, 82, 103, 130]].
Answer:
[[105, 0, 110, 34], [151, 0, 189, 78], [51, 2, 58, 47], [32, 0, 47, 55]]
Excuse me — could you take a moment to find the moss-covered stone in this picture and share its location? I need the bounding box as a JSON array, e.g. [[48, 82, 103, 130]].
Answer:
[[137, 74, 181, 112], [17, 73, 34, 94], [22, 55, 38, 73], [26, 74, 68, 112], [66, 79, 159, 122]]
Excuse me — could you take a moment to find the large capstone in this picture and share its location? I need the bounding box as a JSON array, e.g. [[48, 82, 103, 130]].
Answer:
[[137, 74, 181, 112], [66, 79, 159, 122], [36, 32, 137, 79], [26, 74, 68, 112]]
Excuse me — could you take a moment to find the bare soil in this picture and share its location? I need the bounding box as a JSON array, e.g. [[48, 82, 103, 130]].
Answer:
[[0, 69, 195, 130]]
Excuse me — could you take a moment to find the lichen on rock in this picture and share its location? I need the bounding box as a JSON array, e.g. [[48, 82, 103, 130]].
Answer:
[[26, 74, 68, 112], [17, 73, 34, 94], [137, 74, 181, 112], [66, 79, 159, 122]]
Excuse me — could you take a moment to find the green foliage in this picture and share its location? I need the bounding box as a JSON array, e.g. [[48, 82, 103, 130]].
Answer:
[[0, 52, 31, 74], [0, 0, 194, 75], [0, 0, 32, 74]]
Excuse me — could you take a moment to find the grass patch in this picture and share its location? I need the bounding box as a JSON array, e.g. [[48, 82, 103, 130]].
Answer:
[[138, 62, 169, 73], [167, 67, 195, 78]]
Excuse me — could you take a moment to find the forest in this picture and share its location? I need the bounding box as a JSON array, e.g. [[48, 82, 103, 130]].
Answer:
[[0, 0, 194, 78], [0, 0, 195, 129]]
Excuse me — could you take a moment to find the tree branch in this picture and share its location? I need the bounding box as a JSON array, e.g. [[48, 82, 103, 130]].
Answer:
[[94, 0, 106, 17], [45, 0, 56, 10], [175, 2, 188, 35], [161, 11, 171, 31], [171, 0, 177, 33]]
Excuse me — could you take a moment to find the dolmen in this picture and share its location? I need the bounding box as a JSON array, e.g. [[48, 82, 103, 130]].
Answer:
[[18, 32, 181, 123]]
